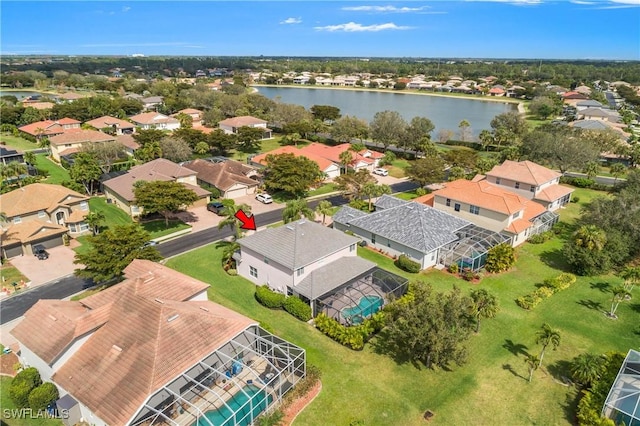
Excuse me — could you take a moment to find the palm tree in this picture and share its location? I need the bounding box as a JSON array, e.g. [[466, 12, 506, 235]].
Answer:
[[524, 354, 540, 383], [583, 161, 599, 180], [5, 161, 27, 187], [23, 151, 37, 166], [469, 289, 499, 333], [610, 163, 626, 183], [84, 211, 106, 236], [0, 211, 7, 225], [315, 200, 333, 225], [536, 323, 561, 368], [217, 199, 251, 240], [338, 150, 354, 174], [216, 239, 240, 269], [361, 183, 391, 212], [573, 225, 607, 251], [620, 266, 640, 294], [282, 199, 314, 224], [609, 286, 631, 319], [478, 129, 494, 150], [570, 353, 605, 387]]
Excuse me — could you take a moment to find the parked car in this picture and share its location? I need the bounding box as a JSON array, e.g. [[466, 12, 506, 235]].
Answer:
[[32, 244, 49, 260], [207, 201, 226, 215], [373, 168, 389, 176], [255, 193, 273, 204], [143, 240, 158, 248]]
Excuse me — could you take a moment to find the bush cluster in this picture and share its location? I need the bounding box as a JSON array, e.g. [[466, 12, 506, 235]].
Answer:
[[313, 312, 385, 350], [527, 230, 554, 244], [394, 254, 421, 273], [254, 285, 285, 309], [516, 273, 576, 310], [485, 243, 516, 273], [283, 296, 312, 321], [8, 368, 59, 412]]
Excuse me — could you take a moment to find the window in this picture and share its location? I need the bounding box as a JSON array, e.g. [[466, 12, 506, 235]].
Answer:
[[263, 257, 269, 264], [515, 182, 520, 189], [349, 244, 355, 252], [371, 234, 376, 244], [69, 223, 77, 233], [13, 216, 21, 224], [38, 210, 46, 218], [80, 201, 88, 210], [79, 223, 89, 231], [250, 266, 258, 278], [530, 185, 536, 193], [446, 198, 451, 207], [296, 267, 305, 276], [495, 178, 501, 185], [454, 203, 461, 212], [469, 205, 479, 215], [132, 205, 140, 213]]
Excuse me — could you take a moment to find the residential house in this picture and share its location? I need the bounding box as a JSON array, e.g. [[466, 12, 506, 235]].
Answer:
[[85, 115, 135, 135], [578, 107, 621, 123], [183, 158, 259, 199], [0, 146, 24, 165], [172, 108, 204, 127], [218, 116, 272, 140], [141, 95, 164, 110], [12, 259, 306, 426], [237, 219, 408, 323], [485, 160, 574, 211], [489, 86, 506, 96], [56, 93, 85, 102], [576, 100, 604, 111], [601, 349, 640, 426], [115, 134, 140, 156], [21, 101, 55, 110], [49, 129, 117, 161], [421, 179, 557, 247], [0, 183, 91, 258], [250, 145, 340, 179], [129, 112, 180, 131], [562, 91, 589, 106], [102, 158, 210, 217], [19, 118, 81, 139]]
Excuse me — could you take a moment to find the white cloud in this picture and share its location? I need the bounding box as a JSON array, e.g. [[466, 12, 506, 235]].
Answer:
[[122, 6, 131, 12], [314, 22, 412, 32], [80, 42, 204, 48], [280, 17, 302, 24], [610, 0, 640, 4], [342, 5, 430, 12], [569, 0, 597, 4]]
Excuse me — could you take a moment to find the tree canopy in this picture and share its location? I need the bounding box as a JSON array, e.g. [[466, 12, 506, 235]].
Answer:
[[406, 157, 446, 187], [264, 153, 324, 197], [133, 180, 199, 227]]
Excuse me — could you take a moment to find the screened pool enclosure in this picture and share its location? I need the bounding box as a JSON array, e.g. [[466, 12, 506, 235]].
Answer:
[[439, 225, 511, 272], [315, 267, 408, 326], [603, 349, 640, 426], [129, 326, 306, 426]]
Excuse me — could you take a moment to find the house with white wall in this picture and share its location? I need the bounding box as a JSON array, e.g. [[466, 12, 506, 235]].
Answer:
[[129, 112, 180, 131], [218, 116, 272, 139]]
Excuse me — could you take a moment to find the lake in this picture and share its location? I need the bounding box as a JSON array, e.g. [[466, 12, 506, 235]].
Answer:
[[255, 86, 518, 137], [0, 90, 50, 100]]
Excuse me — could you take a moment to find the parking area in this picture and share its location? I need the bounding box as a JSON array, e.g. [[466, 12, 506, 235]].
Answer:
[[235, 194, 284, 214], [8, 245, 77, 287]]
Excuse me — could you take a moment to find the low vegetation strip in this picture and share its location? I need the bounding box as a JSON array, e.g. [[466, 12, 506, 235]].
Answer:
[[516, 273, 577, 310]]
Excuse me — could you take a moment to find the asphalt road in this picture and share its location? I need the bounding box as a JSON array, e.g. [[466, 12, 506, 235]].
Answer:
[[564, 172, 622, 186]]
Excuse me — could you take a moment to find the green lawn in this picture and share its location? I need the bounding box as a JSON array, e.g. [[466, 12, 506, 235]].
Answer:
[[35, 154, 70, 185], [230, 137, 310, 163], [140, 219, 191, 238], [308, 183, 338, 197], [393, 189, 419, 200], [0, 376, 62, 426], [0, 134, 40, 151], [387, 158, 409, 178], [88, 197, 132, 227], [164, 186, 638, 426]]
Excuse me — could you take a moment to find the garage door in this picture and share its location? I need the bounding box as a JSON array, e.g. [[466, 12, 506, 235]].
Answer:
[[3, 244, 23, 259], [31, 235, 63, 250], [226, 187, 248, 199], [191, 197, 209, 208]]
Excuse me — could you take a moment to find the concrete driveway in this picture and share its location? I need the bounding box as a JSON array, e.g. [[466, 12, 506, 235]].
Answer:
[[9, 245, 77, 287], [373, 173, 408, 187], [235, 194, 284, 215]]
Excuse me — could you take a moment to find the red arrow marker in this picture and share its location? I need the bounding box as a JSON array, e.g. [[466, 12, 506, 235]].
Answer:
[[234, 210, 256, 231]]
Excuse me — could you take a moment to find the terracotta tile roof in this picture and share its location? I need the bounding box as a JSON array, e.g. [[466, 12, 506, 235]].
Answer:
[[66, 210, 88, 223], [85, 115, 134, 130], [0, 220, 68, 246], [489, 87, 505, 94], [252, 145, 335, 171], [57, 147, 80, 157], [19, 120, 64, 137], [184, 159, 258, 191], [57, 118, 82, 125], [57, 93, 85, 100], [129, 112, 179, 125], [505, 199, 547, 234], [116, 134, 140, 150], [414, 193, 435, 206], [49, 129, 116, 146], [487, 160, 561, 186], [102, 159, 200, 201], [21, 102, 55, 110], [534, 184, 574, 202], [562, 91, 588, 100], [0, 183, 88, 217], [433, 179, 528, 215], [219, 115, 267, 127], [175, 108, 203, 116], [505, 218, 534, 234]]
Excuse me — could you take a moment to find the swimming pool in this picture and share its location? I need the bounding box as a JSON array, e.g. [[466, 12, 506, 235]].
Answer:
[[192, 384, 272, 426], [341, 295, 384, 325]]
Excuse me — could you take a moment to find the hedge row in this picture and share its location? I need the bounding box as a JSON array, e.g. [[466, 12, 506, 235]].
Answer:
[[313, 312, 385, 350], [516, 273, 577, 310], [527, 230, 555, 244], [560, 176, 612, 191], [255, 285, 311, 321], [394, 254, 421, 273]]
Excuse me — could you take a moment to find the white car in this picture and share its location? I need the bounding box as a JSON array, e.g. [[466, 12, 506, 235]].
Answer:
[[255, 193, 273, 204], [373, 168, 389, 176]]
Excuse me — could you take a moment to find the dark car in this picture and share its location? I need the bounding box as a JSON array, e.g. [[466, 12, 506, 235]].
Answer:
[[207, 201, 226, 215], [32, 244, 49, 260]]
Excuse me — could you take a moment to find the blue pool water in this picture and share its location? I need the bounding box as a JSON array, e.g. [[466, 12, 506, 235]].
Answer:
[[342, 295, 384, 325], [192, 385, 272, 426]]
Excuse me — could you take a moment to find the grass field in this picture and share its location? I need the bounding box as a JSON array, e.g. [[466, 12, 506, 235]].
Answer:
[[0, 134, 40, 151], [35, 154, 70, 185], [164, 186, 638, 426], [387, 158, 409, 178], [88, 197, 132, 226], [140, 219, 191, 238], [230, 138, 310, 163]]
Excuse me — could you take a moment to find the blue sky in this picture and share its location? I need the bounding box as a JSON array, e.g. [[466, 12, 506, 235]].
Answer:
[[1, 1, 638, 59]]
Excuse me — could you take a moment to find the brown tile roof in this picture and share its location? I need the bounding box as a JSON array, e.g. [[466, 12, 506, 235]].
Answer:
[[414, 193, 435, 207], [129, 112, 179, 125], [252, 145, 335, 171], [219, 115, 267, 127], [66, 210, 88, 223], [184, 159, 258, 191], [11, 259, 254, 426], [102, 159, 206, 201], [21, 102, 55, 110], [0, 220, 68, 246], [505, 218, 534, 234], [19, 120, 64, 137], [57, 93, 85, 100], [433, 179, 528, 215], [116, 134, 140, 150], [486, 160, 561, 186], [57, 118, 82, 125], [49, 129, 116, 146], [0, 183, 88, 217], [534, 184, 574, 202], [85, 115, 134, 130]]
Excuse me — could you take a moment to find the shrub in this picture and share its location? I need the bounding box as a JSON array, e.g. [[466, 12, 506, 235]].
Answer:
[[448, 263, 459, 274], [314, 313, 382, 350], [515, 294, 542, 310], [461, 268, 479, 281], [9, 367, 42, 408], [572, 177, 595, 188], [543, 273, 576, 292], [283, 296, 312, 322], [394, 254, 421, 273], [533, 286, 555, 299], [344, 230, 355, 236], [255, 285, 285, 309], [257, 410, 284, 426], [485, 243, 516, 273], [415, 187, 427, 196], [28, 382, 59, 411], [226, 269, 237, 276], [528, 230, 554, 244], [571, 196, 580, 203]]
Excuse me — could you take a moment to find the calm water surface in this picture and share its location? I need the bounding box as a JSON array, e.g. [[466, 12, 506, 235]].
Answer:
[[255, 86, 518, 136]]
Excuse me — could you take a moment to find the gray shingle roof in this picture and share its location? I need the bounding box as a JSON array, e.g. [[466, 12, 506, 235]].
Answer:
[[333, 205, 367, 224], [238, 219, 359, 270], [374, 194, 408, 210], [296, 256, 376, 300], [573, 120, 609, 130], [576, 100, 603, 107], [337, 203, 470, 253]]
